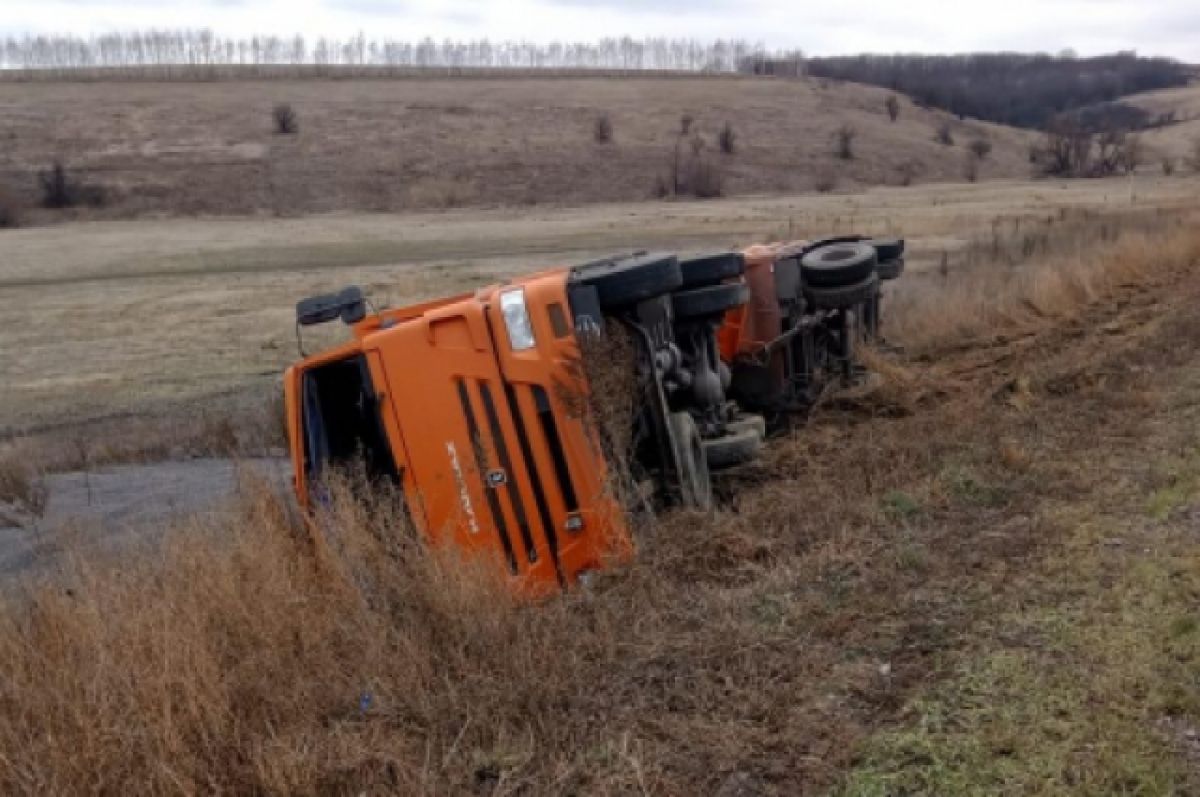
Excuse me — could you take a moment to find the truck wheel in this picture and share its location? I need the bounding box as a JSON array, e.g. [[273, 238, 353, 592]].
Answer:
[[804, 273, 880, 310], [669, 412, 713, 510], [679, 252, 746, 288], [572, 252, 682, 309], [703, 427, 763, 470], [672, 283, 750, 320], [868, 238, 905, 262], [800, 242, 878, 288], [877, 258, 905, 281]]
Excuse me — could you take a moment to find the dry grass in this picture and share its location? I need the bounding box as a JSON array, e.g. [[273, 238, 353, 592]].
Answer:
[[0, 76, 1035, 221], [3, 219, 1200, 792], [889, 208, 1200, 353]]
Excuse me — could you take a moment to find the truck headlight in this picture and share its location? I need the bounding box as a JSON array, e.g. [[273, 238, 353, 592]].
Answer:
[[499, 289, 536, 351]]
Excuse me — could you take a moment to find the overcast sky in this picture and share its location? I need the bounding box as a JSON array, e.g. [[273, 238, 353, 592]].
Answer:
[[2, 0, 1197, 60]]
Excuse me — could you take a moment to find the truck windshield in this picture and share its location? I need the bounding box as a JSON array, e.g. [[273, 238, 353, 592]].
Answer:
[[300, 354, 399, 488]]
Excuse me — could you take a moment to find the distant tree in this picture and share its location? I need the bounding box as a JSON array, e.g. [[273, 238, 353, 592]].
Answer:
[[37, 161, 105, 209], [0, 185, 21, 228], [834, 124, 856, 160], [1188, 136, 1200, 173], [718, 121, 737, 154], [593, 113, 613, 144], [968, 137, 992, 160], [804, 52, 1190, 130], [935, 121, 955, 146], [1118, 133, 1143, 174], [885, 95, 900, 122], [680, 113, 694, 136], [1161, 157, 1176, 176], [814, 169, 838, 193], [273, 103, 298, 135], [963, 151, 980, 182]]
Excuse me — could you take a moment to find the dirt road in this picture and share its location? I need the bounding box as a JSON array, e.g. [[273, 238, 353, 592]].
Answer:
[[0, 457, 288, 580]]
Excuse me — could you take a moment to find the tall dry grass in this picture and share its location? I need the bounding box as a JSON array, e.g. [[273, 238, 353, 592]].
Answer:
[[889, 210, 1200, 353], [3, 212, 1200, 793]]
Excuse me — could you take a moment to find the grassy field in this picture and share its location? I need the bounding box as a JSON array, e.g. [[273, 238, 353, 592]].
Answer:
[[0, 75, 1036, 220], [1, 174, 1196, 442], [1, 197, 1199, 793], [1126, 82, 1200, 167]]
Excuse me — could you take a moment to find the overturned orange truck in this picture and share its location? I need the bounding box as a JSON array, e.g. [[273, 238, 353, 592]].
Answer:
[[284, 237, 904, 593]]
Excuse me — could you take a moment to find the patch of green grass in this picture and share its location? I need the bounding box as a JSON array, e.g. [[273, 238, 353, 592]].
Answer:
[[838, 514, 1200, 796], [940, 465, 1010, 509], [1145, 447, 1200, 520], [882, 490, 921, 521]]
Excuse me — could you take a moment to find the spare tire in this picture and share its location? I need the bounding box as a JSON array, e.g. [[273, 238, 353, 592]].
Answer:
[[679, 252, 746, 288], [877, 258, 905, 281], [572, 252, 682, 309], [800, 242, 878, 288], [804, 273, 880, 310], [672, 283, 750, 320], [868, 238, 905, 262]]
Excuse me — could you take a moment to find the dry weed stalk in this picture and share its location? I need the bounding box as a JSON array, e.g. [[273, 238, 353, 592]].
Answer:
[[890, 212, 1200, 353]]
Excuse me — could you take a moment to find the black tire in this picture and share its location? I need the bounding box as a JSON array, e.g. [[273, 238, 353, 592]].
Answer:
[[679, 252, 746, 288], [704, 427, 763, 470], [869, 238, 905, 262], [804, 273, 880, 310], [672, 283, 750, 320], [800, 243, 878, 288], [802, 235, 867, 255], [669, 412, 713, 510], [877, 258, 905, 281], [572, 252, 682, 309]]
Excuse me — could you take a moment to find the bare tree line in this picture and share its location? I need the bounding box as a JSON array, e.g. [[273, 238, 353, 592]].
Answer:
[[0, 31, 799, 74]]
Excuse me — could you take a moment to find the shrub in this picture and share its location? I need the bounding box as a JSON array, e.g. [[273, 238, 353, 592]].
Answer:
[[593, 113, 613, 144], [688, 154, 724, 198], [814, 170, 838, 193], [1188, 137, 1200, 173], [935, 121, 955, 146], [896, 161, 919, 186], [834, 124, 856, 160], [968, 138, 993, 160], [1161, 157, 1177, 176], [273, 103, 298, 135], [0, 187, 21, 229], [885, 95, 900, 122], [37, 162, 106, 210], [718, 121, 737, 155], [679, 113, 694, 136], [963, 151, 980, 183]]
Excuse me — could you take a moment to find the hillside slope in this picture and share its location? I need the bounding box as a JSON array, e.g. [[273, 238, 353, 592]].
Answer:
[[1123, 82, 1200, 166], [0, 76, 1035, 220]]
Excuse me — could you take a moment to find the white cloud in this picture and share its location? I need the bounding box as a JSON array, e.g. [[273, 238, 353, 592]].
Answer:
[[0, 0, 1195, 60]]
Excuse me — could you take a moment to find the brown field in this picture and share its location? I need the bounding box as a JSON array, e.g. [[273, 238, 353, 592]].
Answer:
[[1, 191, 1199, 793], [1, 174, 1196, 443], [0, 75, 1036, 220]]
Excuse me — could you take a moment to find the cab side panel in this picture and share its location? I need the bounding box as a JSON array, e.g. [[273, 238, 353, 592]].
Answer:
[[368, 297, 564, 590]]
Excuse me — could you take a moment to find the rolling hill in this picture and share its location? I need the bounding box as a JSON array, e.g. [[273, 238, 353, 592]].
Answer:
[[1122, 81, 1200, 167], [0, 74, 1036, 221]]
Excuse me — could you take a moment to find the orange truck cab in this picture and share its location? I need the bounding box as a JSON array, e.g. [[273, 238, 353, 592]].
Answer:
[[284, 252, 765, 594]]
